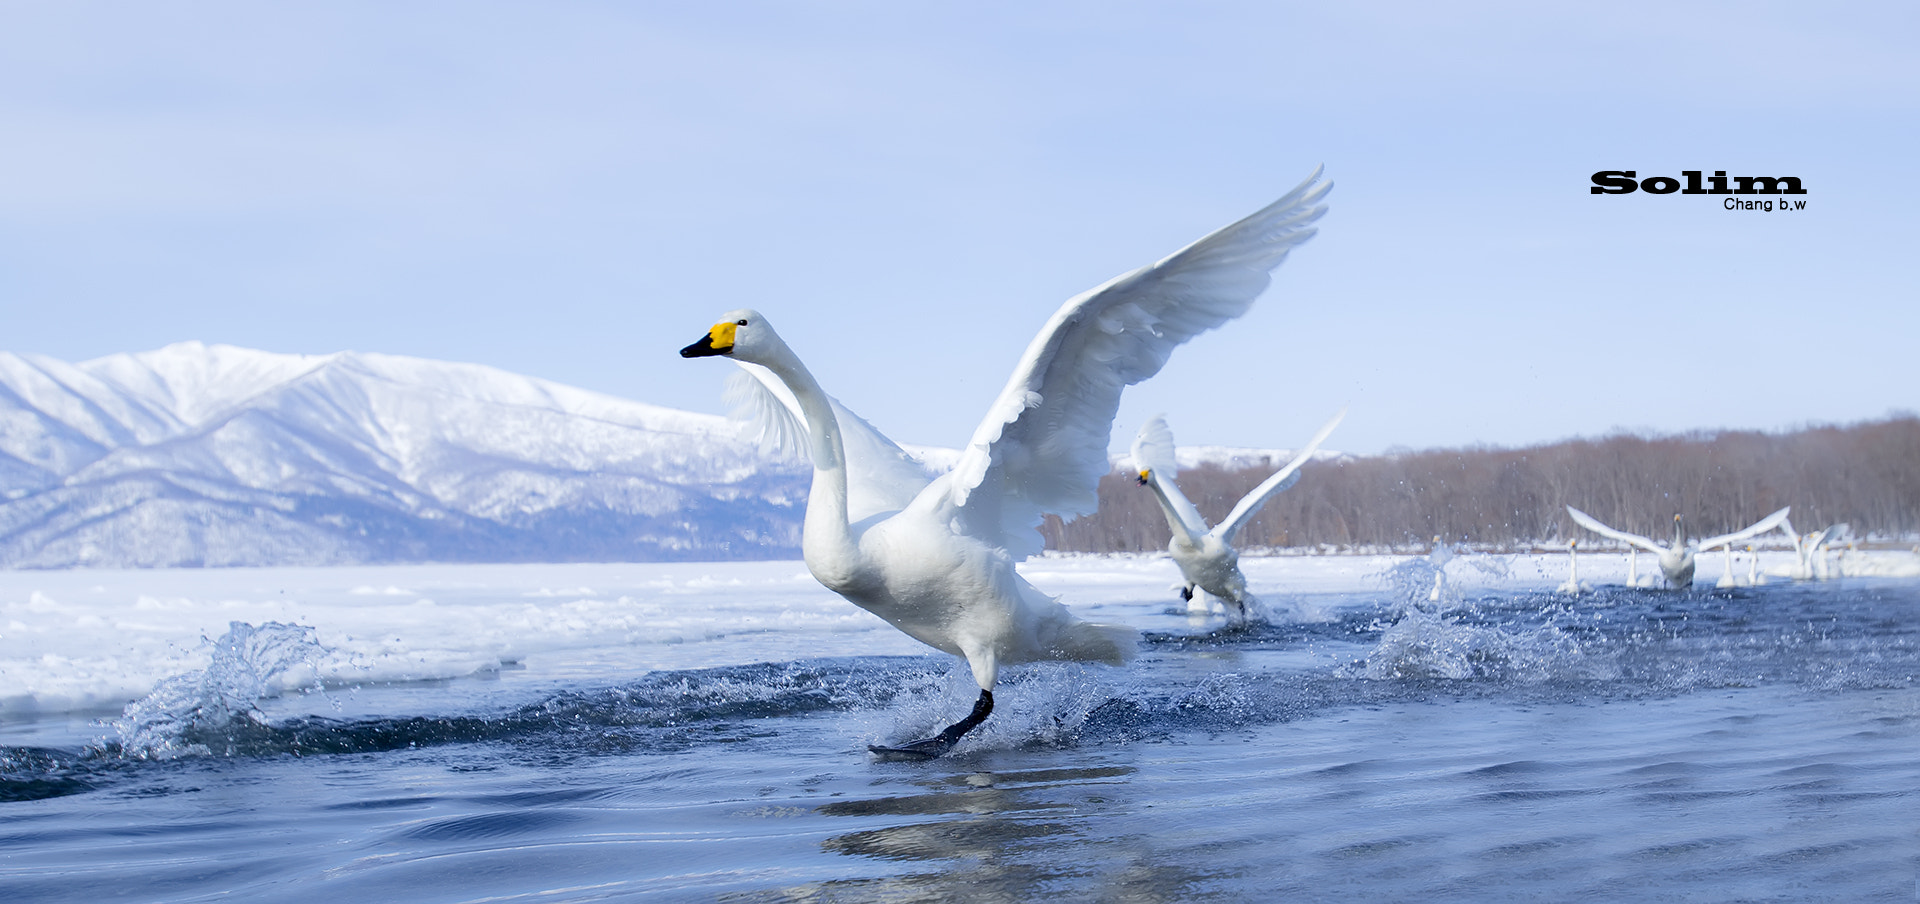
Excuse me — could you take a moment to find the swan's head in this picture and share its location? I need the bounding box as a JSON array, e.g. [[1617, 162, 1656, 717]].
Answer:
[[1135, 469, 1151, 487], [681, 309, 775, 362]]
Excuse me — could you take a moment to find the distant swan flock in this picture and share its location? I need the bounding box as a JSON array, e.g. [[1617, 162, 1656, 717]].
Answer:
[[682, 169, 1332, 758], [1566, 507, 1792, 589]]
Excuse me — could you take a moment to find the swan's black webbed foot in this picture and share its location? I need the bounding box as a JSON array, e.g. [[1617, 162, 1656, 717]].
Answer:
[[867, 736, 956, 761], [868, 689, 993, 761], [1179, 585, 1195, 602]]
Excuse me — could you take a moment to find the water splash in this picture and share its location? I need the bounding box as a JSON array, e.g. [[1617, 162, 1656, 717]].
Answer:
[[1358, 603, 1609, 682], [102, 621, 329, 759], [1377, 557, 1445, 608]]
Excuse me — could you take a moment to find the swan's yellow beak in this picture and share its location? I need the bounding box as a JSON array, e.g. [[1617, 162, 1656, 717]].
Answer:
[[680, 321, 736, 358], [1135, 469, 1151, 486]]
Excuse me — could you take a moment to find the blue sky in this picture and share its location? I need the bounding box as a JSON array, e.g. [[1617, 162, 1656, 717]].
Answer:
[[3, 2, 1914, 455]]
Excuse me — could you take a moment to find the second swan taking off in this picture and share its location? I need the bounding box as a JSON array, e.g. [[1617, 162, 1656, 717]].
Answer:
[[1131, 409, 1345, 624], [682, 169, 1332, 757]]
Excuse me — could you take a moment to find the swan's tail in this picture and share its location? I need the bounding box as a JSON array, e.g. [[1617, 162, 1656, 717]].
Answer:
[[1050, 620, 1139, 666]]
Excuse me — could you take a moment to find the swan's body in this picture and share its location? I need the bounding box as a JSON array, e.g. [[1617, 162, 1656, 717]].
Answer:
[[682, 171, 1331, 756], [1566, 506, 1791, 590], [1557, 539, 1589, 595], [1716, 543, 1739, 588], [1131, 410, 1344, 624]]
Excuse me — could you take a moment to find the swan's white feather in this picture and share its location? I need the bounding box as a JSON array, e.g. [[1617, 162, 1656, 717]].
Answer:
[[1130, 416, 1208, 537], [1565, 506, 1666, 554], [1215, 407, 1345, 543], [1121, 416, 1198, 537], [946, 167, 1331, 557], [724, 364, 811, 460], [1696, 507, 1792, 552], [1129, 414, 1180, 479], [726, 361, 936, 526]]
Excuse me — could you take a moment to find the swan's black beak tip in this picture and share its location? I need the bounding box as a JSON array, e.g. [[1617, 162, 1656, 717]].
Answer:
[[680, 336, 727, 358]]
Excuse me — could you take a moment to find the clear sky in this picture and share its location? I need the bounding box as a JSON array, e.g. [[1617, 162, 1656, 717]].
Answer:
[[4, 2, 1914, 455]]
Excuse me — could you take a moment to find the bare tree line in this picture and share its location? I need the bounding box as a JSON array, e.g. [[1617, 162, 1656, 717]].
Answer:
[[1041, 415, 1920, 553]]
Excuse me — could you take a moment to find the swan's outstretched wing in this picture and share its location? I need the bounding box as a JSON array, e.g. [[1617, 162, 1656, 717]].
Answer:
[[1214, 407, 1345, 544], [1697, 507, 1792, 551], [727, 362, 936, 525], [1129, 415, 1180, 480], [724, 364, 811, 459], [1130, 416, 1208, 537], [944, 168, 1332, 558], [1566, 506, 1666, 554]]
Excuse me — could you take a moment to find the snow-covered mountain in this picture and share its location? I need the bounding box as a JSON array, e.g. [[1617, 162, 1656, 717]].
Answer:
[[0, 343, 810, 568]]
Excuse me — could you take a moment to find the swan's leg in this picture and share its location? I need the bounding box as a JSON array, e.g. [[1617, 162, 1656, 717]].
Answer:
[[868, 690, 994, 761], [870, 647, 998, 761]]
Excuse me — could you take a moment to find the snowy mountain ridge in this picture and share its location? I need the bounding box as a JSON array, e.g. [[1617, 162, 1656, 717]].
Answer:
[[0, 342, 812, 568]]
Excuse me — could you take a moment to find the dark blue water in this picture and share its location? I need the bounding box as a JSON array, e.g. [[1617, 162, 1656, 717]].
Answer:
[[4, 577, 1918, 902]]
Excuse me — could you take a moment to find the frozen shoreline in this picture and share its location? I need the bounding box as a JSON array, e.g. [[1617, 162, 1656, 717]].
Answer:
[[4, 551, 1917, 718]]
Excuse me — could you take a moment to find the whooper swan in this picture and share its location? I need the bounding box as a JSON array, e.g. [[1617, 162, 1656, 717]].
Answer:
[[681, 170, 1331, 758], [1716, 543, 1740, 588], [1130, 409, 1344, 624], [1556, 539, 1589, 595]]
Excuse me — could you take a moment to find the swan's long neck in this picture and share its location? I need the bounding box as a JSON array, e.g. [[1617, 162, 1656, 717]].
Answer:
[[759, 347, 859, 579], [1141, 472, 1202, 546], [1671, 516, 1686, 550]]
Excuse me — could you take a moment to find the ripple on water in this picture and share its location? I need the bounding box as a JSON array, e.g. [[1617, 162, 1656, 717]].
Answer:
[[399, 810, 587, 842]]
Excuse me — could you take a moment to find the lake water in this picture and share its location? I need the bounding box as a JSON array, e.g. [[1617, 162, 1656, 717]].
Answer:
[[3, 552, 1918, 902]]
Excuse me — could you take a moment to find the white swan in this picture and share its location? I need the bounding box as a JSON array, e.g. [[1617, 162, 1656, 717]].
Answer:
[[1130, 409, 1345, 624], [1426, 535, 1457, 602], [1746, 544, 1762, 586], [1556, 538, 1589, 595], [681, 170, 1331, 758], [1566, 506, 1792, 590], [1715, 543, 1739, 588]]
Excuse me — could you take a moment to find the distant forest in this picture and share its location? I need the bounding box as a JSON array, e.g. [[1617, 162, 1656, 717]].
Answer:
[[1040, 415, 1920, 553]]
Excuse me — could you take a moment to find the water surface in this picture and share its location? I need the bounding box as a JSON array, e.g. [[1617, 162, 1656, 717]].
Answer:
[[3, 556, 1917, 902]]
